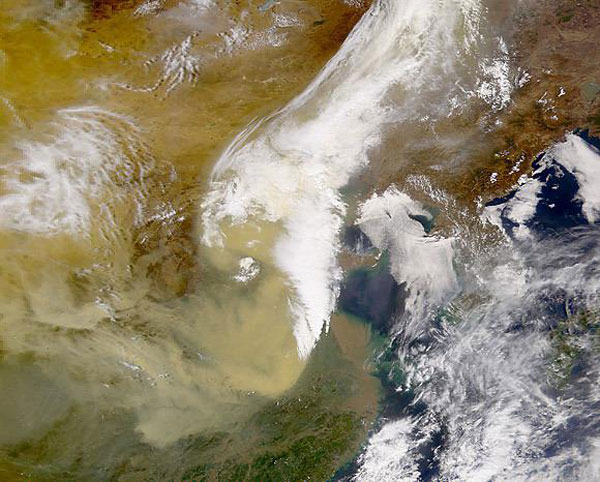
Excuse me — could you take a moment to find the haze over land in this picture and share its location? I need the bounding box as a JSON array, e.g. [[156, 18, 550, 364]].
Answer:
[[1, 0, 600, 480]]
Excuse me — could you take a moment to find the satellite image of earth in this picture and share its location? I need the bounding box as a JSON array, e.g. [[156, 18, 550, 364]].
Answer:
[[1, 0, 600, 480]]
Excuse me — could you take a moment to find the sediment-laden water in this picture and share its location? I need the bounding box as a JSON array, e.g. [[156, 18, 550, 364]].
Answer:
[[1, 0, 600, 480]]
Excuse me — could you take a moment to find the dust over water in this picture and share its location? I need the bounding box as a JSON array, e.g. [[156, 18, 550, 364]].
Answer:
[[0, 0, 373, 475]]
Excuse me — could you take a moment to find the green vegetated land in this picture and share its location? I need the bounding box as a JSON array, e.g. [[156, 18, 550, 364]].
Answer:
[[177, 325, 380, 481]]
